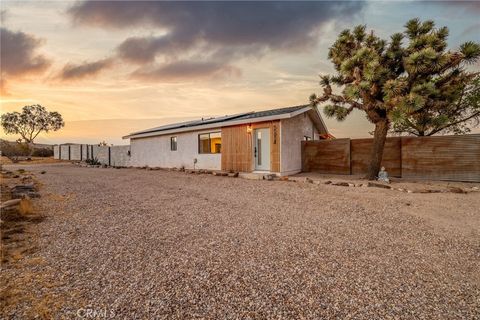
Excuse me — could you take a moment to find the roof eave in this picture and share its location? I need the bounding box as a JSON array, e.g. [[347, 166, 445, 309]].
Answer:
[[307, 107, 329, 135]]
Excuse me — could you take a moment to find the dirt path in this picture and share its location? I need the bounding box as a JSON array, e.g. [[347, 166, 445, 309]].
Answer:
[[2, 163, 479, 319]]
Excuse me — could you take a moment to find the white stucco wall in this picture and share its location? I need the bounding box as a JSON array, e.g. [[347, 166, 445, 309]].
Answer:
[[130, 129, 221, 170], [280, 113, 317, 175]]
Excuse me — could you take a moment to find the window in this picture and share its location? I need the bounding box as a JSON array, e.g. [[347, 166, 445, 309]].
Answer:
[[303, 136, 311, 141], [198, 132, 221, 154], [170, 136, 177, 151]]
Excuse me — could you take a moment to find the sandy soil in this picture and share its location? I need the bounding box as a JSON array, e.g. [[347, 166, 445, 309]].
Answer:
[[1, 163, 479, 319]]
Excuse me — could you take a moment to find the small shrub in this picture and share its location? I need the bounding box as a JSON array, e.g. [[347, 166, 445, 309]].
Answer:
[[19, 198, 34, 215], [0, 140, 31, 162], [32, 147, 53, 157], [85, 157, 101, 165]]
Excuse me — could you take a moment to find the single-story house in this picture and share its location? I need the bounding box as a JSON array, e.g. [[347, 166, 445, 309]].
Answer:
[[123, 104, 330, 176]]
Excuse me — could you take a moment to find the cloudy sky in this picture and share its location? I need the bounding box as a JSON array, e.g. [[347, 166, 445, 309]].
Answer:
[[1, 0, 479, 144]]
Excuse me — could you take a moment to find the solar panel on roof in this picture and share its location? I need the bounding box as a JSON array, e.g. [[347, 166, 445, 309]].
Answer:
[[126, 104, 309, 137]]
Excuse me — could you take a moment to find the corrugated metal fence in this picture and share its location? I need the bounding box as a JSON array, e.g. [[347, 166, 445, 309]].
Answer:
[[302, 134, 480, 182], [53, 144, 131, 167]]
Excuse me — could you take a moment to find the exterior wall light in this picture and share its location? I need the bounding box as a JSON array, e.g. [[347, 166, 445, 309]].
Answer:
[[246, 125, 252, 133]]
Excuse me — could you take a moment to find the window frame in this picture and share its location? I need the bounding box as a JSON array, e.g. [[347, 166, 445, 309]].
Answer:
[[198, 131, 221, 154], [170, 136, 177, 151]]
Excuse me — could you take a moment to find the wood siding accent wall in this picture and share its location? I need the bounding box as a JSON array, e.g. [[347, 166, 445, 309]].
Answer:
[[302, 139, 351, 174], [351, 137, 402, 177], [221, 121, 280, 172], [401, 135, 480, 182], [302, 134, 480, 182], [221, 124, 252, 172]]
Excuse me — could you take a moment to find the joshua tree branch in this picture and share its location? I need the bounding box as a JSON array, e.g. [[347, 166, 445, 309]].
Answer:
[[427, 111, 480, 135]]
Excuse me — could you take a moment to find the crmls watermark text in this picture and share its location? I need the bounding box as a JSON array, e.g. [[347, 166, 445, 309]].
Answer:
[[76, 307, 116, 319]]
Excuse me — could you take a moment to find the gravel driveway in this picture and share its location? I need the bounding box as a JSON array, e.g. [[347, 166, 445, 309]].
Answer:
[[2, 163, 479, 319]]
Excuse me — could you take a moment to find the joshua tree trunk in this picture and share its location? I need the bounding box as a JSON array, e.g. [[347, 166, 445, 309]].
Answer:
[[366, 119, 389, 180]]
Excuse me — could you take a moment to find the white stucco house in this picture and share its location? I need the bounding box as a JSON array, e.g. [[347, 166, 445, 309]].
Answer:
[[123, 105, 330, 176]]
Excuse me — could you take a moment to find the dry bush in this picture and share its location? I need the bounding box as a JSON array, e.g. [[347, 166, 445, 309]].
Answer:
[[0, 140, 31, 162], [19, 198, 34, 215]]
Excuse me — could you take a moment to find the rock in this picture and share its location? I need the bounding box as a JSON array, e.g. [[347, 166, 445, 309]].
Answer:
[[0, 199, 21, 209], [448, 187, 467, 194], [414, 189, 442, 193], [413, 189, 442, 193], [367, 182, 392, 189], [10, 184, 40, 199], [332, 182, 350, 187], [228, 172, 239, 178], [305, 178, 313, 183], [324, 180, 332, 185], [263, 174, 275, 181], [471, 186, 479, 191], [239, 173, 263, 180], [280, 176, 289, 181]]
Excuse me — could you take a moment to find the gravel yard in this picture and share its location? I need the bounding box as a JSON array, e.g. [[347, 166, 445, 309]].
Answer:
[[2, 163, 480, 319]]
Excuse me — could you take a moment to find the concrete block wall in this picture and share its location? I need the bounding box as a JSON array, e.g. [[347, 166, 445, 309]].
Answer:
[[53, 143, 130, 166], [110, 145, 131, 167], [80, 145, 88, 160], [95, 146, 109, 165], [70, 144, 81, 160], [60, 145, 70, 160]]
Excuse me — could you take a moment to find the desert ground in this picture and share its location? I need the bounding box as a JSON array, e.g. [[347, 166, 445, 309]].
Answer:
[[1, 163, 479, 319]]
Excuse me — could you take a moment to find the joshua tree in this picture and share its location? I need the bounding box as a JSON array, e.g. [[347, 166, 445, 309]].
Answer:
[[392, 74, 480, 136], [1, 104, 64, 152], [310, 18, 480, 180]]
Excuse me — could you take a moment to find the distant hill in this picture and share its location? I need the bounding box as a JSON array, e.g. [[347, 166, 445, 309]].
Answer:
[[0, 139, 53, 149]]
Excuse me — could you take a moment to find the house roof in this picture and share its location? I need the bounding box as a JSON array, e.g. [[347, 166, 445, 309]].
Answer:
[[123, 104, 328, 139]]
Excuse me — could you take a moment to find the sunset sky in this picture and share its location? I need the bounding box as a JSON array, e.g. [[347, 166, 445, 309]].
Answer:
[[1, 1, 479, 145]]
